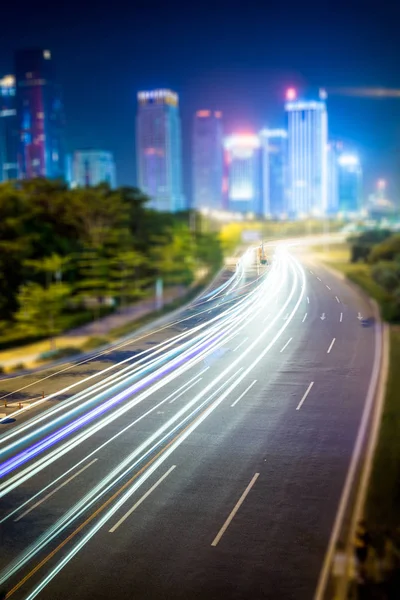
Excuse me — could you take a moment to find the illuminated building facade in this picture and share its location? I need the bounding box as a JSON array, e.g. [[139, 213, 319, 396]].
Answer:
[[0, 75, 18, 180], [70, 150, 116, 189], [338, 153, 362, 214], [15, 48, 65, 179], [326, 141, 342, 214], [260, 129, 288, 218], [224, 134, 261, 214], [192, 110, 223, 210], [136, 89, 184, 212], [285, 98, 328, 216]]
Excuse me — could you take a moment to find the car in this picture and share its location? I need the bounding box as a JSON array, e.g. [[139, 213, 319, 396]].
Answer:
[[361, 317, 374, 327]]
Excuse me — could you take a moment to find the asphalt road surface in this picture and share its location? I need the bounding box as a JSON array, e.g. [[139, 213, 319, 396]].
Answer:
[[0, 243, 377, 600]]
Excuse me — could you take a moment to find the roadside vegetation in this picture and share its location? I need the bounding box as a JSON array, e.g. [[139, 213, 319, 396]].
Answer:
[[0, 179, 223, 351]]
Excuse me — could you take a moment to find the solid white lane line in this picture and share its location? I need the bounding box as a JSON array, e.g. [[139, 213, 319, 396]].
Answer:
[[169, 378, 203, 404], [280, 337, 293, 353], [109, 466, 176, 533], [231, 380, 257, 407], [302, 313, 307, 323], [326, 285, 331, 290], [307, 296, 310, 304], [233, 337, 248, 352], [14, 459, 98, 522], [327, 338, 336, 354], [296, 382, 314, 410], [317, 277, 322, 281], [340, 312, 343, 322], [335, 296, 340, 303], [211, 473, 260, 546]]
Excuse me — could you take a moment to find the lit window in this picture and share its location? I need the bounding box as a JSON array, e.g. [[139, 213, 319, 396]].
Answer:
[[37, 112, 44, 119], [43, 50, 51, 60]]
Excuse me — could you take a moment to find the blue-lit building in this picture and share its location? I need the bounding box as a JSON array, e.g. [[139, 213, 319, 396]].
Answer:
[[192, 110, 223, 210], [326, 141, 343, 215], [0, 75, 18, 181], [224, 134, 261, 215], [338, 154, 362, 215], [69, 150, 116, 189], [260, 129, 288, 218], [15, 48, 65, 180], [136, 89, 184, 212], [285, 97, 328, 216]]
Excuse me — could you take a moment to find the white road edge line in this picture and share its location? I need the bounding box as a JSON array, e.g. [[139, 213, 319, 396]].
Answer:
[[233, 337, 248, 352], [231, 380, 257, 407], [302, 313, 307, 323], [327, 338, 336, 354], [340, 312, 343, 322], [211, 473, 260, 546], [280, 337, 293, 353], [296, 382, 314, 410], [335, 296, 340, 303], [14, 459, 98, 522], [109, 466, 176, 533]]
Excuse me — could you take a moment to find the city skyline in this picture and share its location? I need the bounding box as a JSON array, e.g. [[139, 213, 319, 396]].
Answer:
[[1, 0, 399, 201]]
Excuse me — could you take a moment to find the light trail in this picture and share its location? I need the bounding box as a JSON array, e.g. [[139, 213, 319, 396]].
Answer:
[[6, 249, 306, 598]]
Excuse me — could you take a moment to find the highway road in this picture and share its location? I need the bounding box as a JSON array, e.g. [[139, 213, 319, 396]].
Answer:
[[0, 243, 378, 600]]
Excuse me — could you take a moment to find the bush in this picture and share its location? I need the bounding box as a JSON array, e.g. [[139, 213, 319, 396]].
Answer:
[[82, 336, 110, 351], [9, 362, 26, 372], [38, 347, 81, 362], [371, 262, 400, 293]]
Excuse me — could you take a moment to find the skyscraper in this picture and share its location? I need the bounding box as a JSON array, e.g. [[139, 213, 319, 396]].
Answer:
[[224, 134, 261, 215], [259, 129, 288, 218], [285, 96, 328, 216], [192, 110, 223, 210], [136, 89, 184, 212], [338, 154, 362, 215], [326, 141, 342, 215], [15, 48, 65, 180], [69, 150, 116, 189], [0, 75, 18, 181]]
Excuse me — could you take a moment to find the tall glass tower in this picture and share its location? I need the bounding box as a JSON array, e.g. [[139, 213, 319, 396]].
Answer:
[[136, 89, 184, 212], [224, 134, 261, 215], [70, 150, 116, 189], [0, 75, 18, 181], [338, 154, 362, 215], [285, 98, 328, 216], [15, 48, 65, 180], [260, 129, 288, 218], [192, 110, 223, 210]]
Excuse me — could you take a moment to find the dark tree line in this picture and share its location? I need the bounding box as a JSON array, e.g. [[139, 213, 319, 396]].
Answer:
[[0, 179, 222, 343]]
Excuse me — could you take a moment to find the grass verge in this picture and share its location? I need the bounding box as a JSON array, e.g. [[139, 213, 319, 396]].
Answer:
[[365, 326, 400, 531]]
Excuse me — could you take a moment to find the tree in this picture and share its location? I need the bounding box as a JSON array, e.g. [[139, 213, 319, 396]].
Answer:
[[371, 262, 400, 293], [368, 234, 400, 264], [107, 250, 149, 307], [151, 225, 195, 286], [15, 282, 71, 349]]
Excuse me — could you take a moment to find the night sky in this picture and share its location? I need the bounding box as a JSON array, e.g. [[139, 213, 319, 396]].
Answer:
[[2, 0, 400, 202]]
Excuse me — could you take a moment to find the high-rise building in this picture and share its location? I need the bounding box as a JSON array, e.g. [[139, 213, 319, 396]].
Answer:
[[326, 141, 343, 215], [0, 75, 18, 181], [69, 150, 116, 189], [136, 89, 184, 212], [337, 154, 362, 215], [224, 134, 261, 215], [192, 110, 223, 210], [259, 129, 288, 218], [285, 95, 328, 216], [15, 48, 65, 180]]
